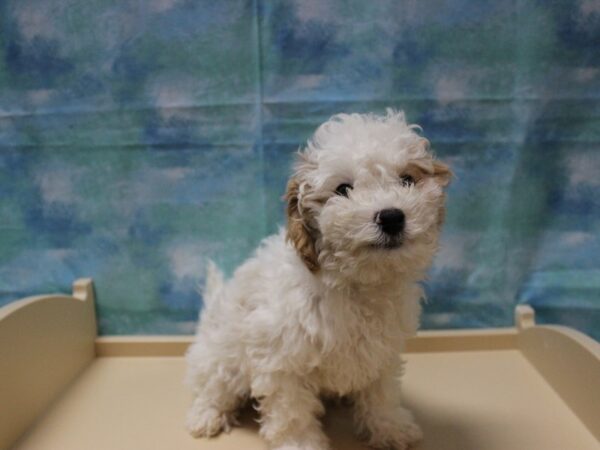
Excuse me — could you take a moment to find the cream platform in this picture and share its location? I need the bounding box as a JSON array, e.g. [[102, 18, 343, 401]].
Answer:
[[1, 279, 599, 450]]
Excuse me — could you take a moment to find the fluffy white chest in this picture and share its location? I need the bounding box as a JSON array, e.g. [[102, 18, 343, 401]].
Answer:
[[308, 296, 403, 395]]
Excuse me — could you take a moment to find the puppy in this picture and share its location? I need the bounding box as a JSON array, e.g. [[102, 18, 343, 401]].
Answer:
[[185, 110, 452, 450]]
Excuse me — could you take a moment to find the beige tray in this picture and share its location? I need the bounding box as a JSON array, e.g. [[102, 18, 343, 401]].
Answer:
[[1, 279, 599, 450]]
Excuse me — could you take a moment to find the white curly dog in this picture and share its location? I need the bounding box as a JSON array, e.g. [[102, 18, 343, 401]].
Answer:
[[186, 110, 452, 450]]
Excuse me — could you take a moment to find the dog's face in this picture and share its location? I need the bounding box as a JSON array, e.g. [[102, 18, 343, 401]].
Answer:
[[286, 111, 451, 282]]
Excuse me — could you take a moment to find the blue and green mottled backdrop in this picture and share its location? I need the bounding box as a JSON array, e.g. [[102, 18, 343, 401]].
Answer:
[[1, 0, 599, 338]]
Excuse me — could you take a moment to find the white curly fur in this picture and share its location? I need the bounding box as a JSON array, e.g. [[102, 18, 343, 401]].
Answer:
[[185, 110, 451, 450]]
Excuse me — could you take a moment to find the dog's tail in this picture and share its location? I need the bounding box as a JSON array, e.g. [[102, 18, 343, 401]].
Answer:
[[202, 260, 225, 309]]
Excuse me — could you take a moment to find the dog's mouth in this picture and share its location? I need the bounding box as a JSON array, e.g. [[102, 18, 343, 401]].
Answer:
[[370, 235, 404, 250]]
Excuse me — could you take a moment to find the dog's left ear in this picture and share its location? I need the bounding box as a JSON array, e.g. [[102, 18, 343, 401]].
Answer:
[[432, 160, 453, 187], [285, 177, 319, 272], [432, 161, 452, 228]]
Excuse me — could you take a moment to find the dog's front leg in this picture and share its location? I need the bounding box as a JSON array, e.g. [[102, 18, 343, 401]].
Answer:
[[352, 367, 423, 450], [255, 374, 329, 450]]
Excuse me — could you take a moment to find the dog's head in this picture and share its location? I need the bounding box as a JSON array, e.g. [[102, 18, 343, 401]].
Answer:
[[286, 110, 452, 283]]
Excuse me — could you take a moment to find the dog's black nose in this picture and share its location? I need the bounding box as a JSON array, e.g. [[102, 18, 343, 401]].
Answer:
[[376, 208, 405, 235]]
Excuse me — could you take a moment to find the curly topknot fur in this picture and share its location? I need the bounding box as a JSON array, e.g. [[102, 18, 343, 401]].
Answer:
[[185, 110, 451, 450]]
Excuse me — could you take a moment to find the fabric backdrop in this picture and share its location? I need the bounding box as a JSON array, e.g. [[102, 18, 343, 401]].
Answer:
[[1, 0, 599, 338]]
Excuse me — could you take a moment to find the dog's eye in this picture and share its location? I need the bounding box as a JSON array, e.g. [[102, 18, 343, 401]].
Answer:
[[400, 175, 415, 187], [335, 183, 353, 197]]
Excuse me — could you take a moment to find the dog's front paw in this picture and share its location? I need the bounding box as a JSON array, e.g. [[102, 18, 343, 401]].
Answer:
[[267, 429, 330, 450], [361, 409, 423, 450], [271, 440, 330, 450], [272, 446, 326, 450], [371, 421, 423, 450], [186, 406, 238, 438], [384, 420, 422, 450]]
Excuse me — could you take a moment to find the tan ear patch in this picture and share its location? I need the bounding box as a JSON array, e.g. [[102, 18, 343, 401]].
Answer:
[[432, 160, 453, 187], [405, 159, 453, 187], [437, 203, 447, 228], [285, 177, 319, 272]]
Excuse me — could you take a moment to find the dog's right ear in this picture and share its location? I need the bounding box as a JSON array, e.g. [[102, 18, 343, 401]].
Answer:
[[432, 160, 453, 188], [285, 177, 319, 272]]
